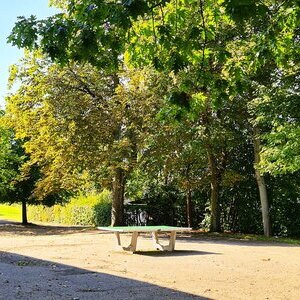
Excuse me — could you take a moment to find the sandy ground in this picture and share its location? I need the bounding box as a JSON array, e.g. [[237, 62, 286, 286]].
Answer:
[[0, 222, 299, 300]]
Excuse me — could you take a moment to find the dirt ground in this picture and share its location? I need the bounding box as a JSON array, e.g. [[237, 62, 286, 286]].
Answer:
[[0, 222, 299, 300]]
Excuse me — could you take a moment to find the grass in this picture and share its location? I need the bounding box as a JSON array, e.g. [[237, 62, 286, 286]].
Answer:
[[0, 204, 21, 221]]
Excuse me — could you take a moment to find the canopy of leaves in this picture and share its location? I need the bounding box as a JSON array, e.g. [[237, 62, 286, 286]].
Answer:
[[4, 0, 300, 235], [0, 111, 65, 206], [6, 52, 166, 198]]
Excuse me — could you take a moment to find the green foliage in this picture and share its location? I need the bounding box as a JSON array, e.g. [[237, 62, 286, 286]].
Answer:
[[6, 56, 164, 200], [28, 190, 111, 226], [126, 167, 208, 228], [0, 110, 69, 226], [130, 183, 185, 226], [268, 173, 300, 237], [93, 201, 112, 227], [5, 0, 300, 236], [0, 112, 23, 198], [224, 0, 269, 24], [1, 112, 55, 209], [249, 65, 300, 174]]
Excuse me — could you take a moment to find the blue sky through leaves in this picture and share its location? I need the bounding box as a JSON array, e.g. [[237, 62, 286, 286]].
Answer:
[[0, 0, 59, 108]]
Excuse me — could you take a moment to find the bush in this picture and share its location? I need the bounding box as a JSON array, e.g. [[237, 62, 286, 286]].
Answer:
[[94, 201, 112, 226], [28, 190, 112, 226]]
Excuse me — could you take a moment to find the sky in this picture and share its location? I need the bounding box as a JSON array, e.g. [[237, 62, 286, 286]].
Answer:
[[0, 0, 60, 109]]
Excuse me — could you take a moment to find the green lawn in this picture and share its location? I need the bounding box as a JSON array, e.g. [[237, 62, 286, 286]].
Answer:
[[0, 204, 22, 221]]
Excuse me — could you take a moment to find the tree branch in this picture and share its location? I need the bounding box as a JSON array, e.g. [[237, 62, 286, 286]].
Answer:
[[199, 0, 207, 71]]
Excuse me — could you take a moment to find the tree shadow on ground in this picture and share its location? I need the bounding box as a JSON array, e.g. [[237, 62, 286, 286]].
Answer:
[[0, 251, 208, 300], [0, 222, 90, 236]]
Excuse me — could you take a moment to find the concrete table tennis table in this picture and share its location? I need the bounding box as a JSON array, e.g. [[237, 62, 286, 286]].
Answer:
[[97, 226, 191, 252]]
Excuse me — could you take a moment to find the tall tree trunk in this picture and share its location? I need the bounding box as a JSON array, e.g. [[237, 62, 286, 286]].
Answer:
[[207, 151, 221, 232], [21, 200, 28, 225], [111, 167, 125, 226], [185, 165, 193, 228], [186, 188, 192, 228], [110, 73, 125, 226], [253, 127, 271, 237]]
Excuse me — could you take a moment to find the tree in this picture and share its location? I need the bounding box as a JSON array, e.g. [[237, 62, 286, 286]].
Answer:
[[253, 64, 300, 175], [6, 53, 165, 225], [125, 0, 241, 231], [6, 0, 252, 232], [0, 111, 64, 224], [0, 111, 28, 224], [222, 0, 299, 236], [7, 0, 299, 235], [133, 99, 209, 228]]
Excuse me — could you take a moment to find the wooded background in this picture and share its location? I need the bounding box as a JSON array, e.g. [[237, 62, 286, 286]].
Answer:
[[0, 0, 299, 237]]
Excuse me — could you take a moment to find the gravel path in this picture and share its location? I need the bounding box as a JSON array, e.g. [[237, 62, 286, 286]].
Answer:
[[0, 223, 299, 299]]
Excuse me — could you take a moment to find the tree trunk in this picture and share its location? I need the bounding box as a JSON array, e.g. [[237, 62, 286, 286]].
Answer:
[[111, 167, 125, 226], [186, 188, 192, 228], [185, 165, 193, 228], [207, 151, 221, 232], [21, 200, 28, 225], [253, 127, 271, 237]]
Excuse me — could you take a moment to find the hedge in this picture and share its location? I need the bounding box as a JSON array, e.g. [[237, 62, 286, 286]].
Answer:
[[28, 190, 111, 226]]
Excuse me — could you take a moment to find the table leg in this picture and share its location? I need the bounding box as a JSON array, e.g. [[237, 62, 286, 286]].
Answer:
[[114, 232, 139, 252], [151, 231, 164, 250], [123, 231, 139, 252], [151, 231, 176, 251], [168, 231, 176, 251], [114, 232, 123, 250], [114, 230, 177, 252]]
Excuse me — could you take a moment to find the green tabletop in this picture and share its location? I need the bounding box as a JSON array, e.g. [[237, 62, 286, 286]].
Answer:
[[97, 225, 191, 232]]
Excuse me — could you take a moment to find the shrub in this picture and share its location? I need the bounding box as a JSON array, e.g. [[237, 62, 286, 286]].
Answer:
[[28, 190, 112, 226], [94, 200, 111, 226]]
